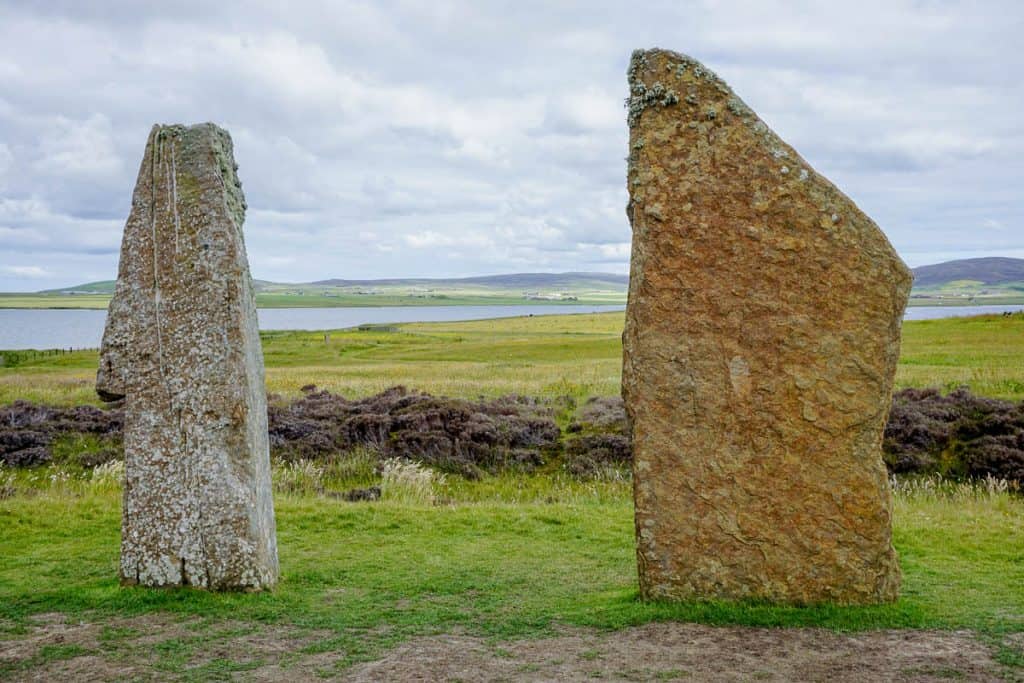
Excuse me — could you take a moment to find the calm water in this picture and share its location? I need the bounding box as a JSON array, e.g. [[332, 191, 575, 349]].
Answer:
[[0, 303, 1021, 350], [0, 305, 626, 350]]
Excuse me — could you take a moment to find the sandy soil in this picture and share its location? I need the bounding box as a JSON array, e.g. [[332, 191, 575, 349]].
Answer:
[[0, 613, 1017, 682]]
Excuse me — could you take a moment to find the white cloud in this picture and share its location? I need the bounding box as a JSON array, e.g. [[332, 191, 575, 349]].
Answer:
[[34, 113, 123, 178], [595, 243, 631, 260], [0, 0, 1020, 291], [0, 143, 12, 175], [1, 265, 51, 278]]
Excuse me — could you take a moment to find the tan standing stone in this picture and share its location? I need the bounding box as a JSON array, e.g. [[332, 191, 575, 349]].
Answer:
[[97, 123, 278, 590], [622, 49, 910, 604]]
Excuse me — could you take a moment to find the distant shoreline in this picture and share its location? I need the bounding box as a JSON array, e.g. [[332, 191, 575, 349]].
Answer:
[[1, 295, 1023, 310]]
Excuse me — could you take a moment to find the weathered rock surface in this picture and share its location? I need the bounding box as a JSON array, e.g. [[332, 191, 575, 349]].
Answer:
[[97, 123, 278, 590], [622, 49, 911, 604]]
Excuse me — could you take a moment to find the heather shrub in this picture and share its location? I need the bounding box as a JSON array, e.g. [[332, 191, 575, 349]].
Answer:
[[884, 387, 1024, 484], [563, 396, 632, 478], [0, 400, 121, 468], [268, 386, 562, 478], [4, 384, 1021, 486]]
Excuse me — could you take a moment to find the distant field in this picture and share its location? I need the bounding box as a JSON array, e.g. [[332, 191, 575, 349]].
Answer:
[[4, 274, 630, 309], [0, 294, 111, 309], [0, 290, 628, 309], [909, 278, 1024, 306], [5, 290, 1023, 309], [2, 311, 1022, 405]]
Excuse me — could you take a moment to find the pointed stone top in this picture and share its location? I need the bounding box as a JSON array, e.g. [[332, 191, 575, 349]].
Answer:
[[146, 123, 247, 228]]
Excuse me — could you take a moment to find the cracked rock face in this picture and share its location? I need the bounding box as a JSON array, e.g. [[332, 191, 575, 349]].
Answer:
[[622, 49, 910, 605], [97, 123, 278, 590]]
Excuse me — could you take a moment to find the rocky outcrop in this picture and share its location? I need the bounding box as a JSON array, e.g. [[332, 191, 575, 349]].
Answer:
[[622, 49, 911, 604], [98, 123, 278, 590]]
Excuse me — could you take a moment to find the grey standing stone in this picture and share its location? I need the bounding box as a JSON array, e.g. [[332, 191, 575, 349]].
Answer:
[[97, 123, 278, 590]]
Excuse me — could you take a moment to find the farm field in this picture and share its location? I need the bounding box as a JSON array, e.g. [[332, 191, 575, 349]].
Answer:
[[0, 275, 631, 310], [1, 311, 1023, 679], [1, 311, 1023, 406], [0, 291, 629, 309], [3, 290, 1022, 310]]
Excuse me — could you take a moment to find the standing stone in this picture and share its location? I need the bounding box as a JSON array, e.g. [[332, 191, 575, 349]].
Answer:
[[97, 123, 278, 590], [622, 49, 910, 604]]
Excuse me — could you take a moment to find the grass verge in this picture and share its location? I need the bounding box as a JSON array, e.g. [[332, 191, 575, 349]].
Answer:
[[2, 312, 1024, 405]]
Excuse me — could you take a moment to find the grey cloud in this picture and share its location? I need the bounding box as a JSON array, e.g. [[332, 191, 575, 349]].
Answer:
[[0, 1, 1021, 290]]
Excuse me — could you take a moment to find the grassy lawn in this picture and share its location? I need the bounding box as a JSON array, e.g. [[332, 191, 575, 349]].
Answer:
[[1, 311, 1022, 677], [2, 311, 1023, 405], [1, 478, 1022, 670]]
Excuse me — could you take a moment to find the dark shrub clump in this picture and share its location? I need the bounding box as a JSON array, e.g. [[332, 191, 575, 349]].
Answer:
[[885, 387, 1024, 484], [268, 386, 562, 478], [563, 396, 632, 478], [0, 401, 122, 468], [3, 384, 1021, 486]]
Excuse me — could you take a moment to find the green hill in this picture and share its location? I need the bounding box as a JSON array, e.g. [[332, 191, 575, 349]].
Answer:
[[9, 272, 627, 309], [912, 257, 1024, 287], [41, 280, 117, 294], [909, 258, 1024, 304]]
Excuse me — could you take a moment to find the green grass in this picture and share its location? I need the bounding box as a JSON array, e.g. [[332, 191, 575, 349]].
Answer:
[[896, 314, 1024, 399], [0, 293, 111, 309], [0, 286, 627, 309], [0, 478, 1021, 657], [4, 288, 1022, 309], [1, 311, 1022, 674], [911, 279, 1024, 305], [2, 311, 1023, 405]]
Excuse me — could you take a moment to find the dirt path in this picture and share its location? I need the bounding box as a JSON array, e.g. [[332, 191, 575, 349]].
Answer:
[[0, 613, 1017, 682]]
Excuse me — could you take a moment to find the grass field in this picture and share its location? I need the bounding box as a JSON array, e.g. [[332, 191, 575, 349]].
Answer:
[[1, 311, 1022, 678], [0, 292, 627, 309], [4, 290, 1022, 309], [2, 311, 1023, 406], [1, 473, 1022, 678]]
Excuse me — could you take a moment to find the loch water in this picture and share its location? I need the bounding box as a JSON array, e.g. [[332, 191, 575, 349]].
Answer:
[[1, 303, 1022, 350]]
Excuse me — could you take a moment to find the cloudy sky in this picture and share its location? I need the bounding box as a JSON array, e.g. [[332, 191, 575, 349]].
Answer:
[[0, 1, 1020, 291]]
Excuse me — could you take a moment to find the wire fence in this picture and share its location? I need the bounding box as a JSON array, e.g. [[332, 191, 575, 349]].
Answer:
[[0, 347, 100, 367]]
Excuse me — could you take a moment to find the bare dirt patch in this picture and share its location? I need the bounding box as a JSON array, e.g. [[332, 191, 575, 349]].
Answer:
[[0, 615, 1013, 682], [346, 623, 1007, 683], [0, 612, 342, 682]]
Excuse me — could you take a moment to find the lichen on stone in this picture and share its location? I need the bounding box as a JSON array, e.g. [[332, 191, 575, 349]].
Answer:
[[98, 122, 278, 591], [626, 50, 681, 127], [727, 98, 749, 116], [622, 47, 910, 606]]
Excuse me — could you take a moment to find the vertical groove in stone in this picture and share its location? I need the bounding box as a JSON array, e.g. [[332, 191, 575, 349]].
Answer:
[[98, 122, 278, 590]]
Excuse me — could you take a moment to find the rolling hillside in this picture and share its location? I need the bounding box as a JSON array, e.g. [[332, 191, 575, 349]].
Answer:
[[16, 259, 1024, 308], [311, 272, 629, 289], [912, 257, 1024, 287], [909, 257, 1024, 303], [10, 272, 628, 309]]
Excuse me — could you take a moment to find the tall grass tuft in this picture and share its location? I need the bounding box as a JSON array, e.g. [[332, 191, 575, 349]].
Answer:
[[321, 446, 380, 486], [891, 473, 1018, 502], [0, 464, 15, 499], [272, 459, 324, 495], [89, 459, 124, 491], [380, 458, 445, 505]]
